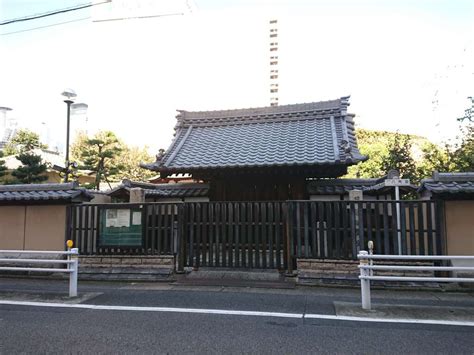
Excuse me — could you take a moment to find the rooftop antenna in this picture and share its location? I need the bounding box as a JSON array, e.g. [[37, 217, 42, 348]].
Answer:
[[269, 19, 279, 107]]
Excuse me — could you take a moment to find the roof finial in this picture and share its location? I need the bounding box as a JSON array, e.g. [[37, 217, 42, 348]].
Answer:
[[156, 149, 165, 161]]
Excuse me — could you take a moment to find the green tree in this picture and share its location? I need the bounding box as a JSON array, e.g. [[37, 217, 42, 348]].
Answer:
[[72, 131, 124, 190], [417, 142, 456, 179], [417, 123, 474, 176], [3, 129, 47, 155], [0, 151, 7, 181], [10, 153, 48, 184], [115, 145, 156, 181], [381, 132, 419, 183], [452, 124, 474, 171], [346, 129, 390, 178]]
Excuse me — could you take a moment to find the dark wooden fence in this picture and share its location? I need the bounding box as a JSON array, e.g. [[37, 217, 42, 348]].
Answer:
[[67, 200, 445, 270], [182, 202, 287, 270], [288, 200, 444, 261], [67, 203, 181, 255]]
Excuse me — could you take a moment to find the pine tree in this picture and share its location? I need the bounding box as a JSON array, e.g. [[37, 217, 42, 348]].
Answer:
[[4, 129, 47, 155], [73, 131, 124, 190], [11, 153, 48, 184]]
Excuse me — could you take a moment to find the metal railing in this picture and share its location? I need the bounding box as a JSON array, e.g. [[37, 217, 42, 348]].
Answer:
[[358, 251, 474, 310], [0, 248, 79, 297]]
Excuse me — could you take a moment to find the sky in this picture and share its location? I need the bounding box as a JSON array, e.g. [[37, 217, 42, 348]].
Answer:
[[0, 0, 473, 156]]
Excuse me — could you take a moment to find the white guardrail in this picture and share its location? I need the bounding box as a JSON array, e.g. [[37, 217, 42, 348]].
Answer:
[[358, 251, 474, 310], [0, 248, 79, 297]]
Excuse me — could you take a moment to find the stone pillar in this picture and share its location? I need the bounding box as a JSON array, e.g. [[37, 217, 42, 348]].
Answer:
[[349, 189, 363, 253], [129, 188, 145, 203]]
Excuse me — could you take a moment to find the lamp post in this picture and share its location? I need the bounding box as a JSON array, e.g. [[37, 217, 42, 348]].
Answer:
[[61, 89, 77, 183]]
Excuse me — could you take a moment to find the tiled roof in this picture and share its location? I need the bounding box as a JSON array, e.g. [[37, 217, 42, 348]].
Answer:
[[307, 179, 378, 195], [143, 97, 366, 174], [108, 180, 209, 198], [419, 172, 474, 195], [0, 182, 93, 203], [308, 171, 417, 196], [145, 184, 209, 198]]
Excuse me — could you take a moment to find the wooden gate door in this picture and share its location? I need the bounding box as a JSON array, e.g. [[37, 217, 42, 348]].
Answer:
[[180, 202, 288, 270]]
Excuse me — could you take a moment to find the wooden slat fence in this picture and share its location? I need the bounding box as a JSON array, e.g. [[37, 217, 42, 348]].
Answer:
[[288, 200, 444, 260], [182, 202, 287, 270], [68, 200, 445, 269], [68, 203, 180, 255]]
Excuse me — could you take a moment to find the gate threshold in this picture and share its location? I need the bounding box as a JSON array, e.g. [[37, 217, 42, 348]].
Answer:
[[175, 268, 295, 289]]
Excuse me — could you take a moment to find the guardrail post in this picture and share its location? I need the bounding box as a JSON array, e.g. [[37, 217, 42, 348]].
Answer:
[[69, 248, 79, 297], [359, 250, 371, 310]]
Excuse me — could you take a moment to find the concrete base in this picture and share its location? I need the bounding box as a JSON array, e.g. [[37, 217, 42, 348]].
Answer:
[[175, 268, 296, 289], [297, 258, 441, 289], [78, 255, 175, 281]]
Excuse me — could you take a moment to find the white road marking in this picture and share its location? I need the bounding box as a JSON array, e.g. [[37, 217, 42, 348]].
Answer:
[[0, 300, 302, 319], [304, 313, 474, 327], [0, 300, 473, 327]]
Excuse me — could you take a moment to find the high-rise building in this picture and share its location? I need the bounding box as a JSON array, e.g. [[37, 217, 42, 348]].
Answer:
[[0, 107, 16, 149], [269, 19, 279, 107]]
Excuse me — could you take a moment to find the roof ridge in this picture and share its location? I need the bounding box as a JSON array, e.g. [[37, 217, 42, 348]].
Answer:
[[177, 97, 349, 120], [308, 178, 378, 186], [432, 171, 474, 182], [143, 182, 209, 190], [0, 182, 78, 192], [124, 180, 209, 190]]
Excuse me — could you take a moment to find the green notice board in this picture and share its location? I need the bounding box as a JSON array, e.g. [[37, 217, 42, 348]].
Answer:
[[99, 207, 143, 247]]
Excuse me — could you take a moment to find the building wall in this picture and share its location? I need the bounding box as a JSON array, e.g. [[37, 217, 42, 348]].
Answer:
[[309, 195, 341, 201], [0, 205, 67, 251], [89, 193, 112, 204], [210, 177, 306, 201], [0, 206, 26, 249], [445, 200, 474, 255], [184, 197, 209, 203], [308, 194, 389, 202], [145, 197, 210, 203]]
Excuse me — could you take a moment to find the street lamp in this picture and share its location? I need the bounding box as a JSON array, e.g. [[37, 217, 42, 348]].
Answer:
[[61, 89, 77, 183]]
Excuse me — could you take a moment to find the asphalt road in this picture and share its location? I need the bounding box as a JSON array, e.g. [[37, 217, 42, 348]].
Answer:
[[1, 278, 473, 354]]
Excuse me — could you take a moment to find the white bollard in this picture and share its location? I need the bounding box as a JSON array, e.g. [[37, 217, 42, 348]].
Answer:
[[359, 250, 371, 310], [69, 248, 79, 297]]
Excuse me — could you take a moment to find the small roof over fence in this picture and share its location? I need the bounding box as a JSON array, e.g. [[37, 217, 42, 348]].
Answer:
[[0, 182, 93, 204], [419, 172, 474, 198], [107, 179, 209, 199], [308, 170, 417, 196], [142, 97, 367, 178]]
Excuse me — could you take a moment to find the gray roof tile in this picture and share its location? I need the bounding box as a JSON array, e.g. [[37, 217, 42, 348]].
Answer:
[[0, 182, 93, 203], [421, 181, 474, 194], [308, 176, 417, 196], [107, 180, 209, 198], [144, 97, 366, 173], [307, 179, 378, 195], [419, 172, 474, 195]]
